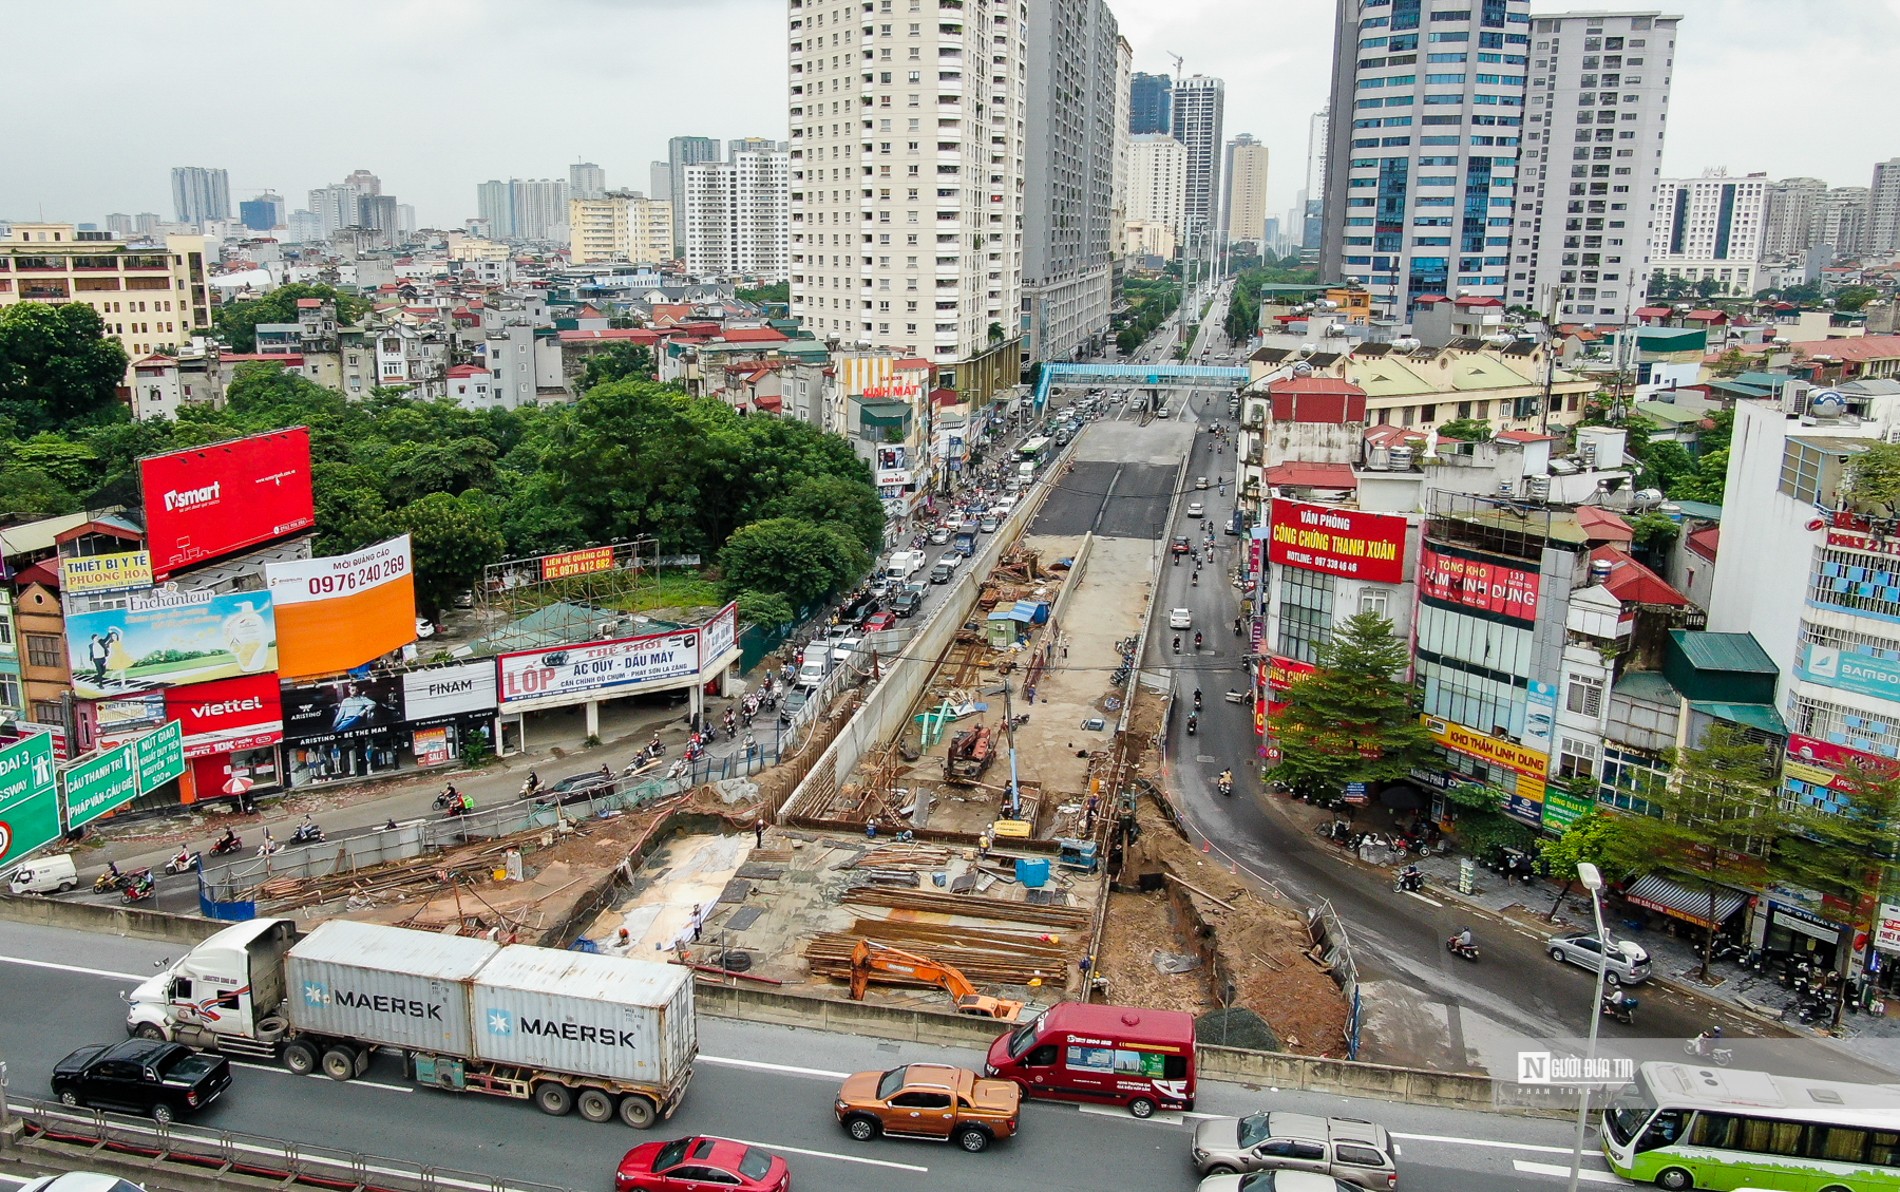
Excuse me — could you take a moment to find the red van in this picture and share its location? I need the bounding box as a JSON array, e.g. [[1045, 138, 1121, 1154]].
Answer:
[[983, 1002, 1195, 1118]]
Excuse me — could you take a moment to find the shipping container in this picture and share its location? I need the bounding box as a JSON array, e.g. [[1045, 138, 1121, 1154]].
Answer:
[[284, 921, 499, 1057], [471, 947, 695, 1087]]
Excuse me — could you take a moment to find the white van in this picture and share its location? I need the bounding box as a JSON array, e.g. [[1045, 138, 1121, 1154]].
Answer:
[[8, 853, 78, 895], [886, 550, 926, 581]]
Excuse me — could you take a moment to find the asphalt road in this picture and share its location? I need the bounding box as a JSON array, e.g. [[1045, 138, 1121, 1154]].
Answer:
[[0, 920, 1629, 1192]]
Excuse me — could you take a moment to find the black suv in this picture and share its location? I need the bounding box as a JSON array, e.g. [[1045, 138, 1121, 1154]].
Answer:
[[892, 590, 924, 618], [52, 1039, 231, 1124]]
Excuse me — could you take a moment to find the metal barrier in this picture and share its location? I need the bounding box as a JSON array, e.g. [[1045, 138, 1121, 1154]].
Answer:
[[15, 1095, 572, 1192]]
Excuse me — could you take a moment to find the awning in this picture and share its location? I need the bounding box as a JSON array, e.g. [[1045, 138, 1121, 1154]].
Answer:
[[1623, 874, 1747, 931]]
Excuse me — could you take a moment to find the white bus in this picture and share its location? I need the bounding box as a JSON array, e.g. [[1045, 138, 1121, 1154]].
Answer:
[[1603, 1061, 1900, 1191]]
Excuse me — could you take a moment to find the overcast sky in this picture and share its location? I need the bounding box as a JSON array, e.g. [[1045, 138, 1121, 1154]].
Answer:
[[6, 0, 1896, 231]]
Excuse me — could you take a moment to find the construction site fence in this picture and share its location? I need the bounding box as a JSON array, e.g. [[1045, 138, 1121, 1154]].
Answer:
[[12, 1096, 573, 1192]]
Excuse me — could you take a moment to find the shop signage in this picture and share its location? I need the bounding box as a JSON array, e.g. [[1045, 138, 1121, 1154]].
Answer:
[[266, 535, 416, 680], [1786, 733, 1898, 778], [0, 731, 60, 868], [1827, 525, 1900, 560], [166, 674, 284, 759], [497, 629, 700, 709], [282, 676, 405, 743], [412, 726, 452, 766], [1797, 642, 1900, 703], [539, 546, 616, 582], [401, 662, 498, 723], [1542, 785, 1593, 832], [1525, 680, 1558, 752], [1876, 902, 1900, 955], [1268, 655, 1318, 693], [1418, 546, 1541, 623], [700, 602, 739, 670], [1267, 500, 1406, 583], [1421, 716, 1550, 778], [60, 550, 153, 596]]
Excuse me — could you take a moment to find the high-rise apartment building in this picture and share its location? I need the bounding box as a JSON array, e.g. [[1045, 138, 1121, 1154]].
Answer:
[[728, 137, 786, 160], [1112, 36, 1133, 261], [170, 167, 230, 225], [786, 0, 1026, 399], [1125, 133, 1188, 258], [1813, 186, 1871, 258], [1021, 0, 1120, 363], [569, 162, 607, 200], [1129, 72, 1171, 135], [569, 191, 674, 265], [667, 136, 720, 255], [1320, 0, 1531, 319], [476, 180, 514, 239], [1647, 170, 1766, 297], [341, 170, 381, 198], [307, 184, 354, 238], [649, 162, 672, 203], [476, 180, 569, 242], [1762, 177, 1827, 257], [683, 150, 791, 281], [1869, 157, 1900, 257], [105, 214, 135, 238], [238, 192, 286, 232], [1514, 11, 1678, 321], [1302, 107, 1329, 250], [1224, 134, 1270, 249], [1170, 75, 1225, 240]]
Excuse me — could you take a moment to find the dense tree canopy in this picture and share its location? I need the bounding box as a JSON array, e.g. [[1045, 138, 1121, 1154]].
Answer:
[[0, 303, 128, 435], [213, 283, 371, 352]]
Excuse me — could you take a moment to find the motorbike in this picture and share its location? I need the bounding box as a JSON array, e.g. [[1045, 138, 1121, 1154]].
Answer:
[[1446, 935, 1481, 962], [210, 831, 243, 857], [1601, 992, 1639, 1025], [1193, 691, 1203, 711], [290, 820, 325, 846], [120, 869, 156, 904], [93, 868, 130, 894], [1193, 633, 1204, 651], [1684, 1031, 1733, 1066], [1395, 867, 1425, 894], [1172, 635, 1181, 654], [162, 849, 200, 877], [1191, 572, 1198, 586], [1186, 713, 1198, 736], [433, 787, 463, 810], [1217, 774, 1234, 797]]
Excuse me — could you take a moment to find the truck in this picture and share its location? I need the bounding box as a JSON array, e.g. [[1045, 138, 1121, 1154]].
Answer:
[[125, 917, 696, 1129], [885, 550, 926, 581], [953, 527, 978, 557]]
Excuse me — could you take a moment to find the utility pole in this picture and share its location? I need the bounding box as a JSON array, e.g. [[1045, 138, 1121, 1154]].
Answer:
[[1538, 283, 1559, 436], [1169, 52, 1191, 357], [995, 674, 1023, 820]]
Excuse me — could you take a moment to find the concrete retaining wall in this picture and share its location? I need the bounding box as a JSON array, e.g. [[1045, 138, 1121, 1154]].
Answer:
[[0, 894, 225, 946]]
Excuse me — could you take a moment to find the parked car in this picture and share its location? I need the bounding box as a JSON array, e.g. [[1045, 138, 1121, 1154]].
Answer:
[[51, 1039, 231, 1124], [1546, 933, 1652, 986], [614, 1136, 789, 1192], [415, 617, 436, 640], [533, 770, 617, 803], [1170, 608, 1193, 630], [834, 1063, 1019, 1153], [1190, 1111, 1399, 1189], [861, 611, 898, 633], [891, 590, 924, 618]]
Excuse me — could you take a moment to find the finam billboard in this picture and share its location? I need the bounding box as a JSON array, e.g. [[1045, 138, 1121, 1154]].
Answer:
[[1268, 499, 1407, 583], [141, 428, 316, 576]]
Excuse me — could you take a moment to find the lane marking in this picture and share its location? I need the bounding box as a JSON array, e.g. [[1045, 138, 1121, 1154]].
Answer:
[[1402, 890, 1446, 908], [229, 1061, 412, 1094], [0, 954, 144, 981], [700, 1054, 852, 1080], [719, 1136, 927, 1173], [1393, 1132, 1593, 1156], [1078, 1103, 1186, 1125], [1513, 1159, 1626, 1184]]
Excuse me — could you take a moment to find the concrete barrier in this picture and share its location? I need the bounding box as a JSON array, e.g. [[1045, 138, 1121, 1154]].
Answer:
[[694, 981, 1006, 1049], [0, 893, 225, 946]]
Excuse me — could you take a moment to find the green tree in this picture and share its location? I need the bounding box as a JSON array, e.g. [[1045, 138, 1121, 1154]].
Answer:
[[1844, 441, 1900, 510], [1537, 806, 1643, 921], [1273, 611, 1433, 801], [1709, 347, 1750, 378], [1665, 448, 1730, 504], [389, 491, 506, 614], [1436, 418, 1493, 444], [736, 589, 796, 629], [0, 303, 130, 434], [736, 282, 789, 306], [1782, 765, 1900, 1026], [1642, 441, 1697, 493], [1628, 511, 1681, 552], [765, 474, 886, 557], [718, 517, 868, 607], [1835, 285, 1880, 312], [579, 342, 655, 391], [1615, 724, 1791, 982], [212, 283, 370, 352]]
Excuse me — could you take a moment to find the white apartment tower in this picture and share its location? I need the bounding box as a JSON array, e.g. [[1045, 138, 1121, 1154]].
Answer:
[[1021, 0, 1120, 363], [1125, 133, 1187, 258], [1320, 0, 1532, 319], [569, 162, 607, 200], [1762, 177, 1827, 258], [1814, 187, 1872, 259], [1647, 169, 1766, 296], [170, 167, 230, 225], [787, 0, 1028, 400], [684, 150, 792, 281], [1170, 75, 1225, 240], [1513, 11, 1678, 321], [1869, 157, 1900, 257], [1224, 134, 1270, 249]]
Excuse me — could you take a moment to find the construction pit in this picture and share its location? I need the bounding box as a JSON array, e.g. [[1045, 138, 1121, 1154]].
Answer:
[[238, 473, 1350, 1053]]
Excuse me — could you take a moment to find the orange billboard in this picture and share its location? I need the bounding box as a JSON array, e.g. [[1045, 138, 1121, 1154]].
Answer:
[[265, 536, 416, 679]]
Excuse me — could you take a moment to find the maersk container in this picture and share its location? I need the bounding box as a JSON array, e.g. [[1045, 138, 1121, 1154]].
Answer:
[[470, 946, 695, 1086], [284, 920, 500, 1057]]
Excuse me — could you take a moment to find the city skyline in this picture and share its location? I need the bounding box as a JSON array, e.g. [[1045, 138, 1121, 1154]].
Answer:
[[3, 0, 1894, 231]]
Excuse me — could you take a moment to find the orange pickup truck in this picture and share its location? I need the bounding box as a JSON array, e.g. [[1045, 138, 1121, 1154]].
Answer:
[[834, 1063, 1020, 1153]]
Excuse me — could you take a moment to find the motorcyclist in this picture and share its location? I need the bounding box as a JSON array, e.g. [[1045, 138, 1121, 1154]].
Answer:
[[1193, 688, 1203, 710], [170, 845, 193, 871], [1457, 927, 1474, 951], [1688, 1026, 1723, 1056], [1172, 634, 1181, 653], [1186, 712, 1198, 734], [215, 826, 239, 850], [1398, 864, 1422, 892], [1218, 768, 1233, 789], [1194, 631, 1204, 650]]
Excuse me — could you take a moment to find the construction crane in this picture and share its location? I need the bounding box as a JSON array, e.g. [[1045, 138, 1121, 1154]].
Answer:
[[847, 939, 1025, 1021]]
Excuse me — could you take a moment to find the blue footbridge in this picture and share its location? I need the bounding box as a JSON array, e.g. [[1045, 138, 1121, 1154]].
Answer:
[[1031, 362, 1251, 412]]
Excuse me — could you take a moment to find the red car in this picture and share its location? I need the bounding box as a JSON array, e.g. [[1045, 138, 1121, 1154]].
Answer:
[[861, 611, 898, 632], [615, 1137, 789, 1192]]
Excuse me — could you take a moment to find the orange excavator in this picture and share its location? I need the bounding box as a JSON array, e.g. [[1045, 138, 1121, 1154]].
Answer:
[[847, 939, 1025, 1021]]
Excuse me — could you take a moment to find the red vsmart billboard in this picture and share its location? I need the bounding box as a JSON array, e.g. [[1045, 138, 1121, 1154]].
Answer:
[[141, 429, 315, 576]]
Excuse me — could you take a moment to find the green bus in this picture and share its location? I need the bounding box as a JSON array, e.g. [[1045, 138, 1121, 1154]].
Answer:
[[1604, 1061, 1900, 1191]]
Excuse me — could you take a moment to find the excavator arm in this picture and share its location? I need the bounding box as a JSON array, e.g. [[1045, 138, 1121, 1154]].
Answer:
[[847, 939, 1024, 1021]]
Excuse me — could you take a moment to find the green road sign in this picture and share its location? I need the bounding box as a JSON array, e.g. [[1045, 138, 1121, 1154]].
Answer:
[[0, 732, 61, 868], [135, 721, 185, 792], [64, 742, 139, 831]]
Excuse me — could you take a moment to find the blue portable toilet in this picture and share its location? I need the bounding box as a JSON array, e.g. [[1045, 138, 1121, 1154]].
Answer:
[[1015, 856, 1051, 888]]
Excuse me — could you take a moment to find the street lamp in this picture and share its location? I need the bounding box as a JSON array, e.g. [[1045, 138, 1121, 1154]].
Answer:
[[1567, 861, 1607, 1192]]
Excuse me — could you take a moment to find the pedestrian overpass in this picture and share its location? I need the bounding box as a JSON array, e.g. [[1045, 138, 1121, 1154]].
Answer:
[[1032, 362, 1250, 411]]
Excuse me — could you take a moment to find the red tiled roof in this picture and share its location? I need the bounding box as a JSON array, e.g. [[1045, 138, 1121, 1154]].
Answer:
[[556, 328, 665, 343], [754, 394, 784, 412], [1266, 377, 1366, 396], [1686, 525, 1720, 562], [1455, 296, 1503, 308], [1763, 334, 1900, 363], [930, 387, 961, 407], [1363, 424, 1428, 447], [1589, 545, 1687, 607], [894, 357, 934, 371], [445, 364, 489, 379], [720, 327, 788, 343], [295, 298, 323, 308], [1633, 306, 1671, 318], [1496, 430, 1554, 443], [1575, 505, 1634, 544], [1684, 309, 1727, 322], [1414, 295, 1450, 305], [1265, 462, 1358, 490], [14, 559, 59, 589]]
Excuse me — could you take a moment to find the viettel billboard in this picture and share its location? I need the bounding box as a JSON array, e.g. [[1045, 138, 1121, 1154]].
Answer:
[[140, 428, 315, 576]]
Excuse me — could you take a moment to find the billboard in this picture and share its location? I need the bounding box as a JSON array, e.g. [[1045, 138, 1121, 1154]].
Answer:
[[1797, 642, 1900, 704], [61, 550, 153, 596], [1268, 500, 1407, 583], [266, 535, 416, 680], [66, 586, 278, 701], [0, 732, 60, 869], [140, 428, 315, 576], [402, 662, 498, 723], [701, 601, 739, 670], [540, 546, 616, 581], [282, 676, 406, 743], [94, 693, 167, 747], [497, 628, 699, 709], [1417, 546, 1541, 623], [1422, 715, 1550, 778], [166, 674, 284, 758]]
